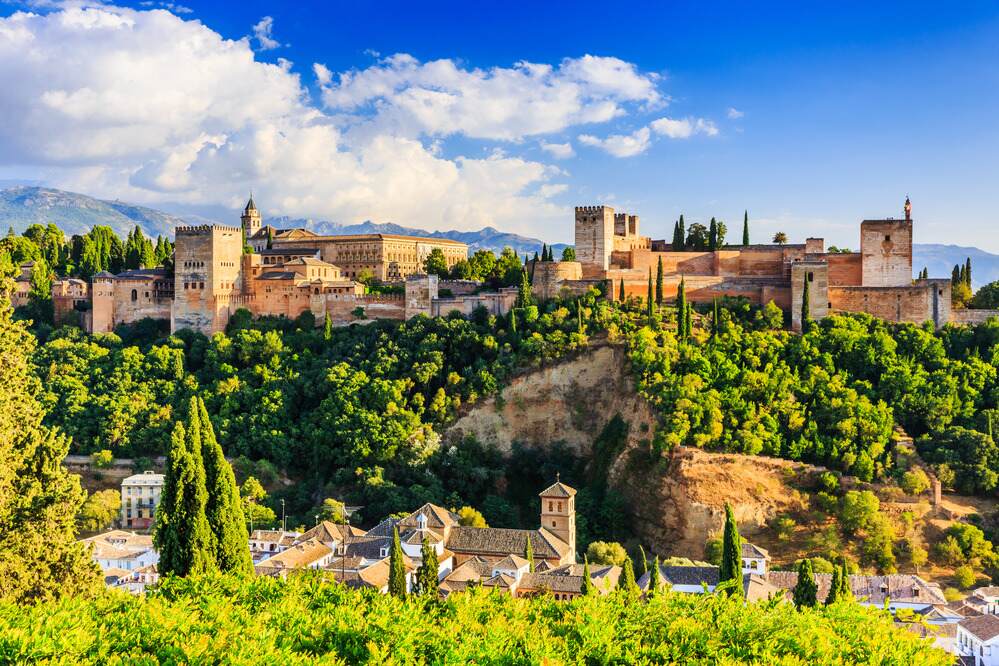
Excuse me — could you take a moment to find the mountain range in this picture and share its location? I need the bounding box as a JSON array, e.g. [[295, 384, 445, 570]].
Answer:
[[1, 185, 994, 286]]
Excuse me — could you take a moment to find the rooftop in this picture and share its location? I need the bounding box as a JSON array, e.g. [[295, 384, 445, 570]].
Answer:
[[122, 471, 164, 486], [960, 614, 999, 642]]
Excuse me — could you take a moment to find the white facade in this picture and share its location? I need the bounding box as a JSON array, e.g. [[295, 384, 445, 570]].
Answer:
[[957, 626, 999, 665], [120, 471, 164, 529]]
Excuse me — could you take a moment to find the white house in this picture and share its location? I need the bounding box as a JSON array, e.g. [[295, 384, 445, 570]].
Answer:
[[80, 530, 159, 572], [741, 543, 770, 575], [957, 614, 999, 665], [971, 587, 999, 615], [120, 471, 164, 530]]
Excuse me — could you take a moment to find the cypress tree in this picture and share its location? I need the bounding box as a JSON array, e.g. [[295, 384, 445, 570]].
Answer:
[[199, 398, 252, 574], [655, 257, 664, 305], [648, 556, 660, 596], [323, 312, 333, 340], [826, 565, 842, 605], [524, 535, 534, 572], [577, 300, 584, 335], [837, 564, 853, 601], [952, 265, 961, 285], [742, 210, 750, 245], [415, 537, 439, 597], [678, 215, 686, 251], [712, 298, 720, 338], [718, 503, 742, 592], [793, 559, 818, 607], [618, 556, 638, 594], [388, 526, 407, 597], [959, 263, 967, 285], [646, 268, 654, 322], [618, 278, 625, 302], [540, 244, 547, 263], [676, 278, 687, 339], [581, 556, 595, 596], [516, 268, 533, 308], [685, 302, 692, 339], [709, 217, 718, 251], [509, 308, 517, 334], [638, 545, 648, 576], [0, 296, 99, 602], [966, 257, 973, 287], [801, 273, 811, 331], [672, 221, 681, 249], [266, 228, 273, 250]]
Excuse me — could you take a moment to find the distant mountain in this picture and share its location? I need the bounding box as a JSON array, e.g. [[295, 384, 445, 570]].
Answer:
[[0, 186, 194, 239], [913, 244, 999, 290], [267, 216, 567, 258]]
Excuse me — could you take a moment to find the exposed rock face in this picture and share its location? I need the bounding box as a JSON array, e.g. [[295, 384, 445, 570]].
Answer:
[[446, 342, 818, 559]]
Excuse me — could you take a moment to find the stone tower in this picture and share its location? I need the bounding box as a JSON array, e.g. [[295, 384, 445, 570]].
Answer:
[[539, 477, 576, 562], [240, 194, 261, 241], [860, 205, 913, 288], [574, 205, 615, 276], [172, 224, 244, 334]]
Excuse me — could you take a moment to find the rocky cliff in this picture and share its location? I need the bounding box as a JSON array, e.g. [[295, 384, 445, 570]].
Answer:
[[446, 342, 818, 559]]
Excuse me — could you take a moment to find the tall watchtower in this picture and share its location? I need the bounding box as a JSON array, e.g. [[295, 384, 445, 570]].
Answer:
[[241, 195, 262, 241], [172, 224, 244, 334], [860, 197, 913, 288], [539, 477, 576, 562], [574, 206, 615, 274]]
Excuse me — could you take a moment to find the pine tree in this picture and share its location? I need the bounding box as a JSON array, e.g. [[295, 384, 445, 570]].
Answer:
[[742, 210, 750, 246], [26, 257, 54, 324], [618, 556, 638, 594], [677, 214, 686, 251], [801, 273, 811, 331], [618, 278, 625, 302], [0, 296, 99, 602], [323, 312, 333, 340], [638, 545, 648, 576], [793, 559, 818, 607], [581, 556, 595, 596], [415, 537, 439, 597], [524, 535, 534, 572], [676, 278, 687, 339], [718, 503, 742, 592], [709, 217, 718, 251], [198, 398, 252, 574], [655, 257, 664, 306], [388, 526, 407, 596], [647, 555, 660, 596], [826, 565, 842, 605]]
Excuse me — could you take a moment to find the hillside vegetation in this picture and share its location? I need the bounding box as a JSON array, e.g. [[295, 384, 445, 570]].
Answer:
[[0, 573, 949, 665]]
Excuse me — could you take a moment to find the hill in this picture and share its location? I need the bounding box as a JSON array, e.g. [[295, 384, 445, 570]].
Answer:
[[913, 243, 999, 289]]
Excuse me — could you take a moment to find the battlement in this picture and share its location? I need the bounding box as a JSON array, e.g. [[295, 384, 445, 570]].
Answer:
[[575, 205, 612, 214], [175, 224, 244, 235]]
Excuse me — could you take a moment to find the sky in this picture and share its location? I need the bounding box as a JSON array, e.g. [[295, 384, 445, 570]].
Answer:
[[1, 1, 998, 250]]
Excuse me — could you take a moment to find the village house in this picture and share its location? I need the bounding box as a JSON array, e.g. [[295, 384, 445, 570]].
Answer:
[[957, 614, 999, 665], [79, 530, 160, 585], [120, 470, 164, 530]]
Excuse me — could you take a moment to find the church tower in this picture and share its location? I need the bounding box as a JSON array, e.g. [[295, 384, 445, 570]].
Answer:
[[240, 194, 261, 241], [539, 476, 576, 562]]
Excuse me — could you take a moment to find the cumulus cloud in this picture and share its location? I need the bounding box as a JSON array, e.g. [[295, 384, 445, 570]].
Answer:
[[539, 141, 574, 159], [650, 116, 718, 139], [727, 107, 744, 119], [317, 53, 663, 141], [0, 5, 579, 235], [578, 128, 651, 158], [252, 16, 280, 51]]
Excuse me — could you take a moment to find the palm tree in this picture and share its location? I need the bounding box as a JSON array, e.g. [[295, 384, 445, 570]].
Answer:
[[772, 232, 788, 245]]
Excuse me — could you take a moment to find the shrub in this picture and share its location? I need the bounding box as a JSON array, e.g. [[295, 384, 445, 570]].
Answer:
[[955, 565, 976, 590], [586, 541, 629, 567], [944, 587, 964, 602], [838, 490, 880, 534], [900, 469, 931, 496], [771, 515, 796, 542], [90, 449, 114, 469]]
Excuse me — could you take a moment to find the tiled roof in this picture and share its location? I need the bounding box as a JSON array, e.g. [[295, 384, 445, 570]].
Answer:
[[122, 472, 164, 486], [765, 572, 946, 606], [254, 539, 331, 571], [80, 531, 154, 560], [538, 481, 576, 498], [741, 542, 770, 559], [482, 573, 517, 589], [947, 600, 984, 617], [296, 521, 363, 545], [398, 504, 461, 532], [960, 614, 999, 642], [250, 529, 301, 544], [364, 517, 401, 538], [446, 527, 567, 560], [115, 268, 170, 280], [743, 574, 783, 602], [972, 586, 999, 600], [343, 535, 392, 560], [637, 565, 720, 589], [493, 555, 529, 571], [401, 528, 444, 546]]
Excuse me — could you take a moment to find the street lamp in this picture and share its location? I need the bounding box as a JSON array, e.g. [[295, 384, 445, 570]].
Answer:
[[280, 499, 286, 532]]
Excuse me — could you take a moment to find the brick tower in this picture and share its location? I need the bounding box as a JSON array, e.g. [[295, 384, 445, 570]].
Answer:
[[240, 194, 261, 242], [539, 476, 576, 562]]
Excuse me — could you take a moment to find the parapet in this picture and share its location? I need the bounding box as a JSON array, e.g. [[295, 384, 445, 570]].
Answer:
[[575, 205, 613, 214], [175, 224, 244, 235]]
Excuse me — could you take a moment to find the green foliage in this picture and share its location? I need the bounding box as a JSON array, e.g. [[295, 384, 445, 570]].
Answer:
[[524, 535, 534, 572], [954, 564, 976, 589], [647, 556, 660, 596], [793, 559, 818, 607], [838, 491, 880, 534], [900, 469, 931, 495], [77, 489, 120, 534], [414, 538, 439, 597], [704, 538, 722, 566], [582, 557, 596, 596], [718, 504, 742, 591], [771, 515, 796, 542], [918, 427, 999, 494], [457, 506, 487, 528], [0, 573, 951, 664], [388, 527, 406, 597], [90, 449, 114, 469], [561, 247, 576, 262], [742, 210, 750, 245], [970, 280, 999, 309], [586, 541, 628, 567], [422, 248, 449, 277], [618, 556, 638, 594]]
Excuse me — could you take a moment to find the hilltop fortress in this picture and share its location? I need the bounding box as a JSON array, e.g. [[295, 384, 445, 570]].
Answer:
[[536, 197, 953, 330]]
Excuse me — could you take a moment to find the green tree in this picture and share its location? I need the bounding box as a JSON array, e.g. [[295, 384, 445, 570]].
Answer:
[[638, 545, 648, 576], [826, 565, 842, 605], [955, 564, 976, 589], [318, 498, 346, 523], [645, 268, 654, 322], [586, 541, 628, 567], [524, 534, 534, 572], [581, 556, 595, 596], [793, 559, 818, 607], [709, 217, 718, 251], [388, 527, 407, 597], [617, 556, 638, 594], [323, 312, 333, 340], [800, 273, 811, 331], [655, 257, 664, 306], [839, 490, 880, 534], [240, 477, 276, 530], [561, 247, 576, 262], [773, 232, 788, 245], [90, 449, 114, 469], [647, 555, 660, 596], [199, 399, 252, 574], [901, 469, 931, 495], [415, 538, 439, 597], [516, 267, 533, 308], [25, 257, 54, 324], [618, 278, 625, 302], [77, 489, 121, 534], [676, 277, 687, 339], [742, 210, 750, 245], [0, 295, 98, 602], [423, 248, 449, 277], [718, 503, 742, 591]]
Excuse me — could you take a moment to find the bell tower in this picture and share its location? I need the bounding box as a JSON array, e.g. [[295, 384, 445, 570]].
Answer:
[[539, 475, 576, 562], [240, 194, 261, 241]]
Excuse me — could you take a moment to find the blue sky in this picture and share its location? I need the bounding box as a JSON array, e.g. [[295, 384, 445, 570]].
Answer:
[[1, 1, 998, 250]]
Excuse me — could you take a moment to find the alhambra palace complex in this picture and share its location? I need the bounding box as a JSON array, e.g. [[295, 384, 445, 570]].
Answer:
[[19, 196, 966, 334]]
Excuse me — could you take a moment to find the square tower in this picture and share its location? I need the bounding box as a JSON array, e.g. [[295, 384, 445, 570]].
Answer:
[[539, 478, 576, 562], [575, 206, 615, 273], [860, 219, 912, 287], [172, 225, 244, 334], [791, 261, 829, 332]]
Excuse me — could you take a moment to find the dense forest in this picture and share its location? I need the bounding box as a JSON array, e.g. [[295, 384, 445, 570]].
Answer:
[[0, 572, 950, 664]]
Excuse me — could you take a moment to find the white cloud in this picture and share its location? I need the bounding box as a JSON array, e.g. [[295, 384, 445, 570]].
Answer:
[[0, 5, 576, 236], [578, 127, 651, 158], [313, 62, 332, 86], [727, 107, 744, 119], [317, 53, 663, 141], [252, 16, 280, 51], [539, 141, 574, 159], [650, 116, 718, 139]]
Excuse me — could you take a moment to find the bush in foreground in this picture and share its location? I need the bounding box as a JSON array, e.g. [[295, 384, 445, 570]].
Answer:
[[0, 573, 948, 664]]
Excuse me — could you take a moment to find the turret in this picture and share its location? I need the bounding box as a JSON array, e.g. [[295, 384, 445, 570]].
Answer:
[[241, 194, 262, 240], [539, 476, 576, 562]]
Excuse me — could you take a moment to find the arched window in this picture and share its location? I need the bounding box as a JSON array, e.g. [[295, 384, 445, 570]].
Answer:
[[131, 289, 137, 301]]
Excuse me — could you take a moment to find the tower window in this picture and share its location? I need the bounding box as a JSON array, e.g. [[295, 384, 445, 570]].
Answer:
[[884, 234, 891, 242], [808, 272, 814, 282], [557, 502, 563, 512], [548, 501, 553, 512], [131, 289, 137, 302], [552, 521, 556, 528]]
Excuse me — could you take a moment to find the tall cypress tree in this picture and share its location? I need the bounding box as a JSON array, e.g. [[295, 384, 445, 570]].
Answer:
[[718, 503, 742, 592], [199, 399, 252, 574], [415, 538, 439, 597], [0, 296, 98, 602], [837, 563, 853, 601], [638, 545, 648, 577], [685, 302, 692, 338], [655, 257, 664, 305], [952, 265, 962, 285], [801, 273, 811, 331], [959, 263, 967, 285], [524, 535, 534, 572], [648, 556, 660, 596], [676, 278, 687, 339], [581, 556, 595, 596], [709, 217, 718, 251], [966, 257, 973, 287], [388, 527, 407, 596], [323, 312, 333, 340], [793, 559, 818, 607], [742, 210, 750, 246], [826, 565, 842, 605], [540, 244, 547, 263], [516, 268, 533, 308], [266, 228, 273, 250], [646, 268, 654, 322], [618, 278, 625, 302], [672, 221, 681, 249], [509, 308, 517, 334], [712, 298, 720, 338], [618, 556, 638, 594], [677, 215, 686, 251]]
